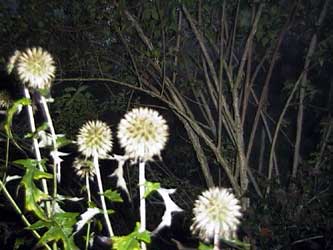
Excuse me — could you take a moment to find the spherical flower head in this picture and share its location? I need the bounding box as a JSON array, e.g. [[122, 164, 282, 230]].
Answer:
[[16, 47, 56, 89], [0, 90, 12, 109], [77, 120, 113, 158], [117, 107, 169, 161], [73, 157, 95, 180], [7, 50, 21, 74], [191, 187, 242, 242]]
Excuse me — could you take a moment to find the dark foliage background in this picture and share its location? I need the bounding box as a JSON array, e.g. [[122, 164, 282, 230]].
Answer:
[[1, 0, 333, 249]]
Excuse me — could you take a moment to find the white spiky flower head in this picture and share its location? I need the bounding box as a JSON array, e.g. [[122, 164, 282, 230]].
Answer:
[[77, 120, 113, 158], [117, 107, 169, 161], [191, 187, 242, 242], [0, 90, 12, 109], [16, 47, 56, 89], [7, 50, 21, 74], [73, 157, 95, 180]]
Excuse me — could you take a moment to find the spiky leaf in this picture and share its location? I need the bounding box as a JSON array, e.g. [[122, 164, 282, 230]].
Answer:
[[104, 189, 123, 202], [112, 223, 150, 250], [144, 181, 160, 198], [15, 159, 52, 220], [29, 212, 79, 250]]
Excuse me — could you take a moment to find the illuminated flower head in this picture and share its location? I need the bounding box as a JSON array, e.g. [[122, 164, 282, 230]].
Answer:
[[77, 120, 113, 158], [117, 107, 168, 161], [16, 47, 56, 89], [191, 187, 242, 242], [0, 90, 12, 109], [73, 157, 95, 180], [7, 50, 21, 74]]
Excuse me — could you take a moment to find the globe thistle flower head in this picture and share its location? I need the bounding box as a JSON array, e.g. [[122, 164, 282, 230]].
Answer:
[[16, 47, 55, 89], [117, 107, 169, 161], [77, 120, 113, 158], [0, 90, 12, 109], [7, 50, 21, 74], [73, 157, 95, 180], [191, 187, 242, 242]]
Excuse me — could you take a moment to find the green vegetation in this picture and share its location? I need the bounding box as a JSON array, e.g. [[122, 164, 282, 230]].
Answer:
[[1, 0, 332, 249]]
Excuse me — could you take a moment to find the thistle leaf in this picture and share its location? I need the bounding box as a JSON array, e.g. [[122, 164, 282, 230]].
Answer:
[[29, 212, 79, 250], [104, 189, 123, 203], [112, 223, 150, 250], [15, 159, 52, 220], [143, 181, 160, 198]]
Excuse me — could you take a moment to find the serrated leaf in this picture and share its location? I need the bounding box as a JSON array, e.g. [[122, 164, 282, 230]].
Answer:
[[112, 223, 150, 250], [56, 135, 72, 148], [104, 189, 123, 202], [28, 220, 51, 230], [107, 209, 115, 215], [112, 235, 140, 250], [143, 181, 160, 198], [14, 158, 37, 168], [38, 227, 77, 250], [34, 212, 79, 250], [15, 159, 51, 220], [33, 169, 53, 180], [4, 98, 30, 140]]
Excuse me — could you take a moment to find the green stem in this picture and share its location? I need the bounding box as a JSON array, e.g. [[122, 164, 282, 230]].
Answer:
[[93, 151, 114, 236], [0, 180, 52, 250], [1, 136, 10, 182], [139, 161, 147, 250]]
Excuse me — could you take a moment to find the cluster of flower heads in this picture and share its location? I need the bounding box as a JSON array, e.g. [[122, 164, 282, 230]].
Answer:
[[75, 106, 169, 171], [7, 47, 56, 90], [5, 47, 244, 244], [191, 187, 242, 242], [76, 107, 168, 163]]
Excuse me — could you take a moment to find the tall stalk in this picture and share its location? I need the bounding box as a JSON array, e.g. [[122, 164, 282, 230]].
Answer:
[[23, 87, 51, 216], [139, 161, 147, 250], [39, 95, 59, 214], [92, 150, 114, 237], [85, 173, 92, 250]]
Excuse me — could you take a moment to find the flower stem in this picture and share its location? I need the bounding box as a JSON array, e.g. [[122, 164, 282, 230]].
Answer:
[[39, 95, 59, 215], [139, 160, 147, 250], [0, 180, 52, 250], [23, 87, 51, 217], [93, 151, 114, 237], [85, 174, 92, 250], [214, 228, 220, 250]]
